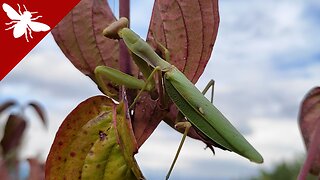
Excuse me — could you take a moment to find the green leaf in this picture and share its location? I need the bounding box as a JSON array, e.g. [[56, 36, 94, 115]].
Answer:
[[45, 96, 144, 179]]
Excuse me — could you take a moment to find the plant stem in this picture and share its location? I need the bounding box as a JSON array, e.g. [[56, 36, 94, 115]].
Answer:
[[119, 0, 131, 75], [119, 0, 131, 101]]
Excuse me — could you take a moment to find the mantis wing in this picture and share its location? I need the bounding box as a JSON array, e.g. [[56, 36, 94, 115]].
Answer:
[[164, 68, 263, 163]]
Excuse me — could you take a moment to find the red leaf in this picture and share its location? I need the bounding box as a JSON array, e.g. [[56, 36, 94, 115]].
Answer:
[[147, 0, 219, 83], [132, 93, 167, 147], [52, 0, 120, 96], [0, 114, 26, 157], [299, 87, 320, 176]]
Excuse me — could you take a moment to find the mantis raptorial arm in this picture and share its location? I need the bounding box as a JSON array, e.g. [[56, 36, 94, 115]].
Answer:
[[94, 66, 153, 98]]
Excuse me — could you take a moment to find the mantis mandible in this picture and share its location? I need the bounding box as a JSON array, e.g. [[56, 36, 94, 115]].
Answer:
[[95, 17, 263, 177]]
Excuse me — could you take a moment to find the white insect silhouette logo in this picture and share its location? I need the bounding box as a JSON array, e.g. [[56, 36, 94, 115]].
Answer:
[[2, 3, 50, 42]]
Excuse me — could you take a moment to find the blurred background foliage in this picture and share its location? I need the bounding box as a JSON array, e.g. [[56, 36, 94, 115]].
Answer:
[[0, 100, 46, 179]]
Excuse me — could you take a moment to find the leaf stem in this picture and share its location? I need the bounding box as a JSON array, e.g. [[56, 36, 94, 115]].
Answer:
[[119, 0, 131, 101], [119, 0, 131, 74]]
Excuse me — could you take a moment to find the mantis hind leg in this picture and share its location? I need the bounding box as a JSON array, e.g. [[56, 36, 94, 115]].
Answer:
[[166, 121, 191, 180], [167, 80, 215, 179]]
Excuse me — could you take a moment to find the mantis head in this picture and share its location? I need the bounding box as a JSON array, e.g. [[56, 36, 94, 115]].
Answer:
[[103, 17, 129, 39]]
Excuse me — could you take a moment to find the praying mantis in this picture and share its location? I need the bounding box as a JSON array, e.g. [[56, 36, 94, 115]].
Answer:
[[95, 17, 263, 178]]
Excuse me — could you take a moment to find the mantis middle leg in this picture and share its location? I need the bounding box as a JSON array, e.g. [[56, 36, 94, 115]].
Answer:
[[166, 79, 216, 179]]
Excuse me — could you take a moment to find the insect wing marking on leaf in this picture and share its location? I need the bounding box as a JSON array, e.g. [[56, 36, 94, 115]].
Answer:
[[2, 3, 50, 42]]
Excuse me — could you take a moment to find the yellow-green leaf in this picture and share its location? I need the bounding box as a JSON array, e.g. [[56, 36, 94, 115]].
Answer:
[[45, 96, 144, 180]]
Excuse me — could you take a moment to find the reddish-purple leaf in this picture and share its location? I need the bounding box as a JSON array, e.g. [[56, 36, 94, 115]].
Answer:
[[27, 102, 47, 128], [132, 93, 167, 147], [52, 0, 120, 96], [147, 0, 219, 83], [299, 87, 320, 177], [0, 114, 26, 157]]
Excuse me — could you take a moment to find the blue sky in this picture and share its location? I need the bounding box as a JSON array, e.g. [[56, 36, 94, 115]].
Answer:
[[1, 0, 320, 179]]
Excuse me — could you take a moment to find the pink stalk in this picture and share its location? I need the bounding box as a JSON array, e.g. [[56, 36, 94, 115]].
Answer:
[[118, 0, 131, 102], [119, 0, 131, 75]]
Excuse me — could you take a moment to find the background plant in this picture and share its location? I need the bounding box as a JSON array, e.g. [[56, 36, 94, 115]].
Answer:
[[0, 100, 46, 180]]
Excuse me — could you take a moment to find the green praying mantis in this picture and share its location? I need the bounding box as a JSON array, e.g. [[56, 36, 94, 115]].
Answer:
[[95, 17, 263, 178]]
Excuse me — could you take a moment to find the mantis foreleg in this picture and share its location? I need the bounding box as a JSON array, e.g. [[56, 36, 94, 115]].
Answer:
[[129, 66, 161, 109], [94, 66, 151, 98]]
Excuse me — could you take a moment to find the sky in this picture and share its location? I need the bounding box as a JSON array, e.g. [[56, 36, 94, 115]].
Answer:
[[1, 0, 320, 179]]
